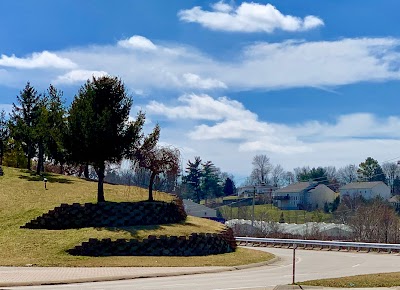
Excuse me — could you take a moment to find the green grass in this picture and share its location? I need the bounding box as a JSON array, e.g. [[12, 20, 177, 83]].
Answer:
[[0, 166, 274, 267], [300, 272, 400, 288], [219, 203, 332, 223]]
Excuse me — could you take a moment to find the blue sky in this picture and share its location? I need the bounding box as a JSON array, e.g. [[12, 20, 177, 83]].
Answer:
[[1, 0, 400, 181]]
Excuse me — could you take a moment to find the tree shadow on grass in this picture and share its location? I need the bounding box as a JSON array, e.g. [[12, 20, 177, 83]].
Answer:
[[18, 171, 73, 184], [96, 224, 162, 239]]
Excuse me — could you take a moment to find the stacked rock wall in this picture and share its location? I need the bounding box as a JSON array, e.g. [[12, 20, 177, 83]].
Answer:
[[67, 228, 236, 256], [21, 200, 187, 229]]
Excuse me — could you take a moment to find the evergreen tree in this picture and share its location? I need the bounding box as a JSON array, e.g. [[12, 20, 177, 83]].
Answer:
[[45, 85, 67, 173], [357, 157, 386, 182], [223, 177, 236, 196], [183, 156, 202, 203], [297, 167, 328, 184], [66, 76, 145, 202], [201, 161, 222, 199], [0, 110, 9, 165], [10, 82, 41, 170]]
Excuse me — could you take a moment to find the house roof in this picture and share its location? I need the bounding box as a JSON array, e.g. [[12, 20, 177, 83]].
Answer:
[[274, 182, 315, 193], [309, 184, 336, 194], [239, 184, 276, 190], [340, 181, 385, 190]]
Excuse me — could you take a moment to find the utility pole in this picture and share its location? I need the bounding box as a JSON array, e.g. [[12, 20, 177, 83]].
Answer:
[[292, 243, 297, 284], [251, 186, 256, 234]]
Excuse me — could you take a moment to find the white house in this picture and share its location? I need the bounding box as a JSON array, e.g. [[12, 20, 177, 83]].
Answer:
[[272, 182, 338, 210], [339, 181, 390, 201], [183, 199, 217, 218]]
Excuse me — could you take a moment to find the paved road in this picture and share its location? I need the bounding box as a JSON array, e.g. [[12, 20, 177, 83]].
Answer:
[[5, 247, 400, 290]]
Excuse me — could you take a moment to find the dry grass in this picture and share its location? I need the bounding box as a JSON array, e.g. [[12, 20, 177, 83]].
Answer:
[[301, 272, 400, 288], [0, 166, 274, 267]]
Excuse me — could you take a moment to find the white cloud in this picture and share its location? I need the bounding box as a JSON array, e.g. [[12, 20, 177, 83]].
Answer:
[[182, 73, 227, 89], [0, 51, 76, 69], [118, 35, 157, 50], [147, 94, 309, 154], [145, 94, 400, 177], [60, 36, 400, 91], [54, 69, 108, 84], [2, 36, 400, 93], [147, 93, 254, 121], [178, 2, 324, 33]]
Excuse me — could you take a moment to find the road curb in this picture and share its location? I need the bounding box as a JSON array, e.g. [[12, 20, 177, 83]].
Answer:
[[0, 255, 279, 287]]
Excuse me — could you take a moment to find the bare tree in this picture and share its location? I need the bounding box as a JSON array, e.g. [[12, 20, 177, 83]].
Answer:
[[348, 200, 399, 243], [324, 166, 337, 181], [251, 154, 272, 184], [271, 164, 285, 187], [134, 145, 180, 201], [284, 171, 295, 185], [337, 164, 357, 185], [382, 162, 399, 193]]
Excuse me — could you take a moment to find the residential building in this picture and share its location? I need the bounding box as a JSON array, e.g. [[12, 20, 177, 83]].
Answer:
[[183, 199, 217, 218], [339, 181, 390, 201], [237, 184, 277, 204], [272, 182, 338, 210]]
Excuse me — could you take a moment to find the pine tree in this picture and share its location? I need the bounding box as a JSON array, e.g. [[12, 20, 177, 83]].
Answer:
[[66, 76, 145, 202], [10, 82, 41, 170], [183, 156, 202, 203], [0, 110, 9, 165]]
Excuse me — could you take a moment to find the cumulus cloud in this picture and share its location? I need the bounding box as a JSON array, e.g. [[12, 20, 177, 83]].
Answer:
[[182, 73, 227, 89], [147, 93, 254, 121], [58, 37, 400, 91], [147, 94, 309, 154], [2, 36, 400, 93], [145, 95, 400, 176], [118, 35, 157, 50], [0, 51, 76, 69], [178, 2, 324, 33], [54, 69, 108, 84], [148, 94, 400, 157]]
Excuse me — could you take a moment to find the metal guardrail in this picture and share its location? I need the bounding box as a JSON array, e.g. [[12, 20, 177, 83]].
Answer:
[[235, 237, 400, 252]]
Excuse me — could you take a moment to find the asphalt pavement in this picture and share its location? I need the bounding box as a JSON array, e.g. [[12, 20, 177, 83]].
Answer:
[[1, 247, 399, 290]]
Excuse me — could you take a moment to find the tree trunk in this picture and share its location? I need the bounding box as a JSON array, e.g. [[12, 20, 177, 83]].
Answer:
[[59, 162, 64, 174], [84, 163, 89, 178], [97, 162, 105, 202], [36, 141, 44, 175], [148, 172, 156, 201], [0, 142, 3, 165], [27, 143, 32, 170]]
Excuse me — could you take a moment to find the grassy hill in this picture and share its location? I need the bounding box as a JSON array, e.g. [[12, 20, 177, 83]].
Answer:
[[0, 166, 273, 266]]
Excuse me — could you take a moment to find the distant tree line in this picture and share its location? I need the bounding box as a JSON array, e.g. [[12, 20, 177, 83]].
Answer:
[[242, 154, 399, 194], [178, 156, 236, 203]]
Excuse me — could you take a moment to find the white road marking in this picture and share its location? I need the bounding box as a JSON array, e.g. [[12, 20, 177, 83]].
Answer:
[[352, 264, 360, 268]]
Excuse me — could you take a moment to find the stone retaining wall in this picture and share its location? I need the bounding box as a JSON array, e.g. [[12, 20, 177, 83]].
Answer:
[[67, 228, 236, 256], [21, 200, 187, 229]]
